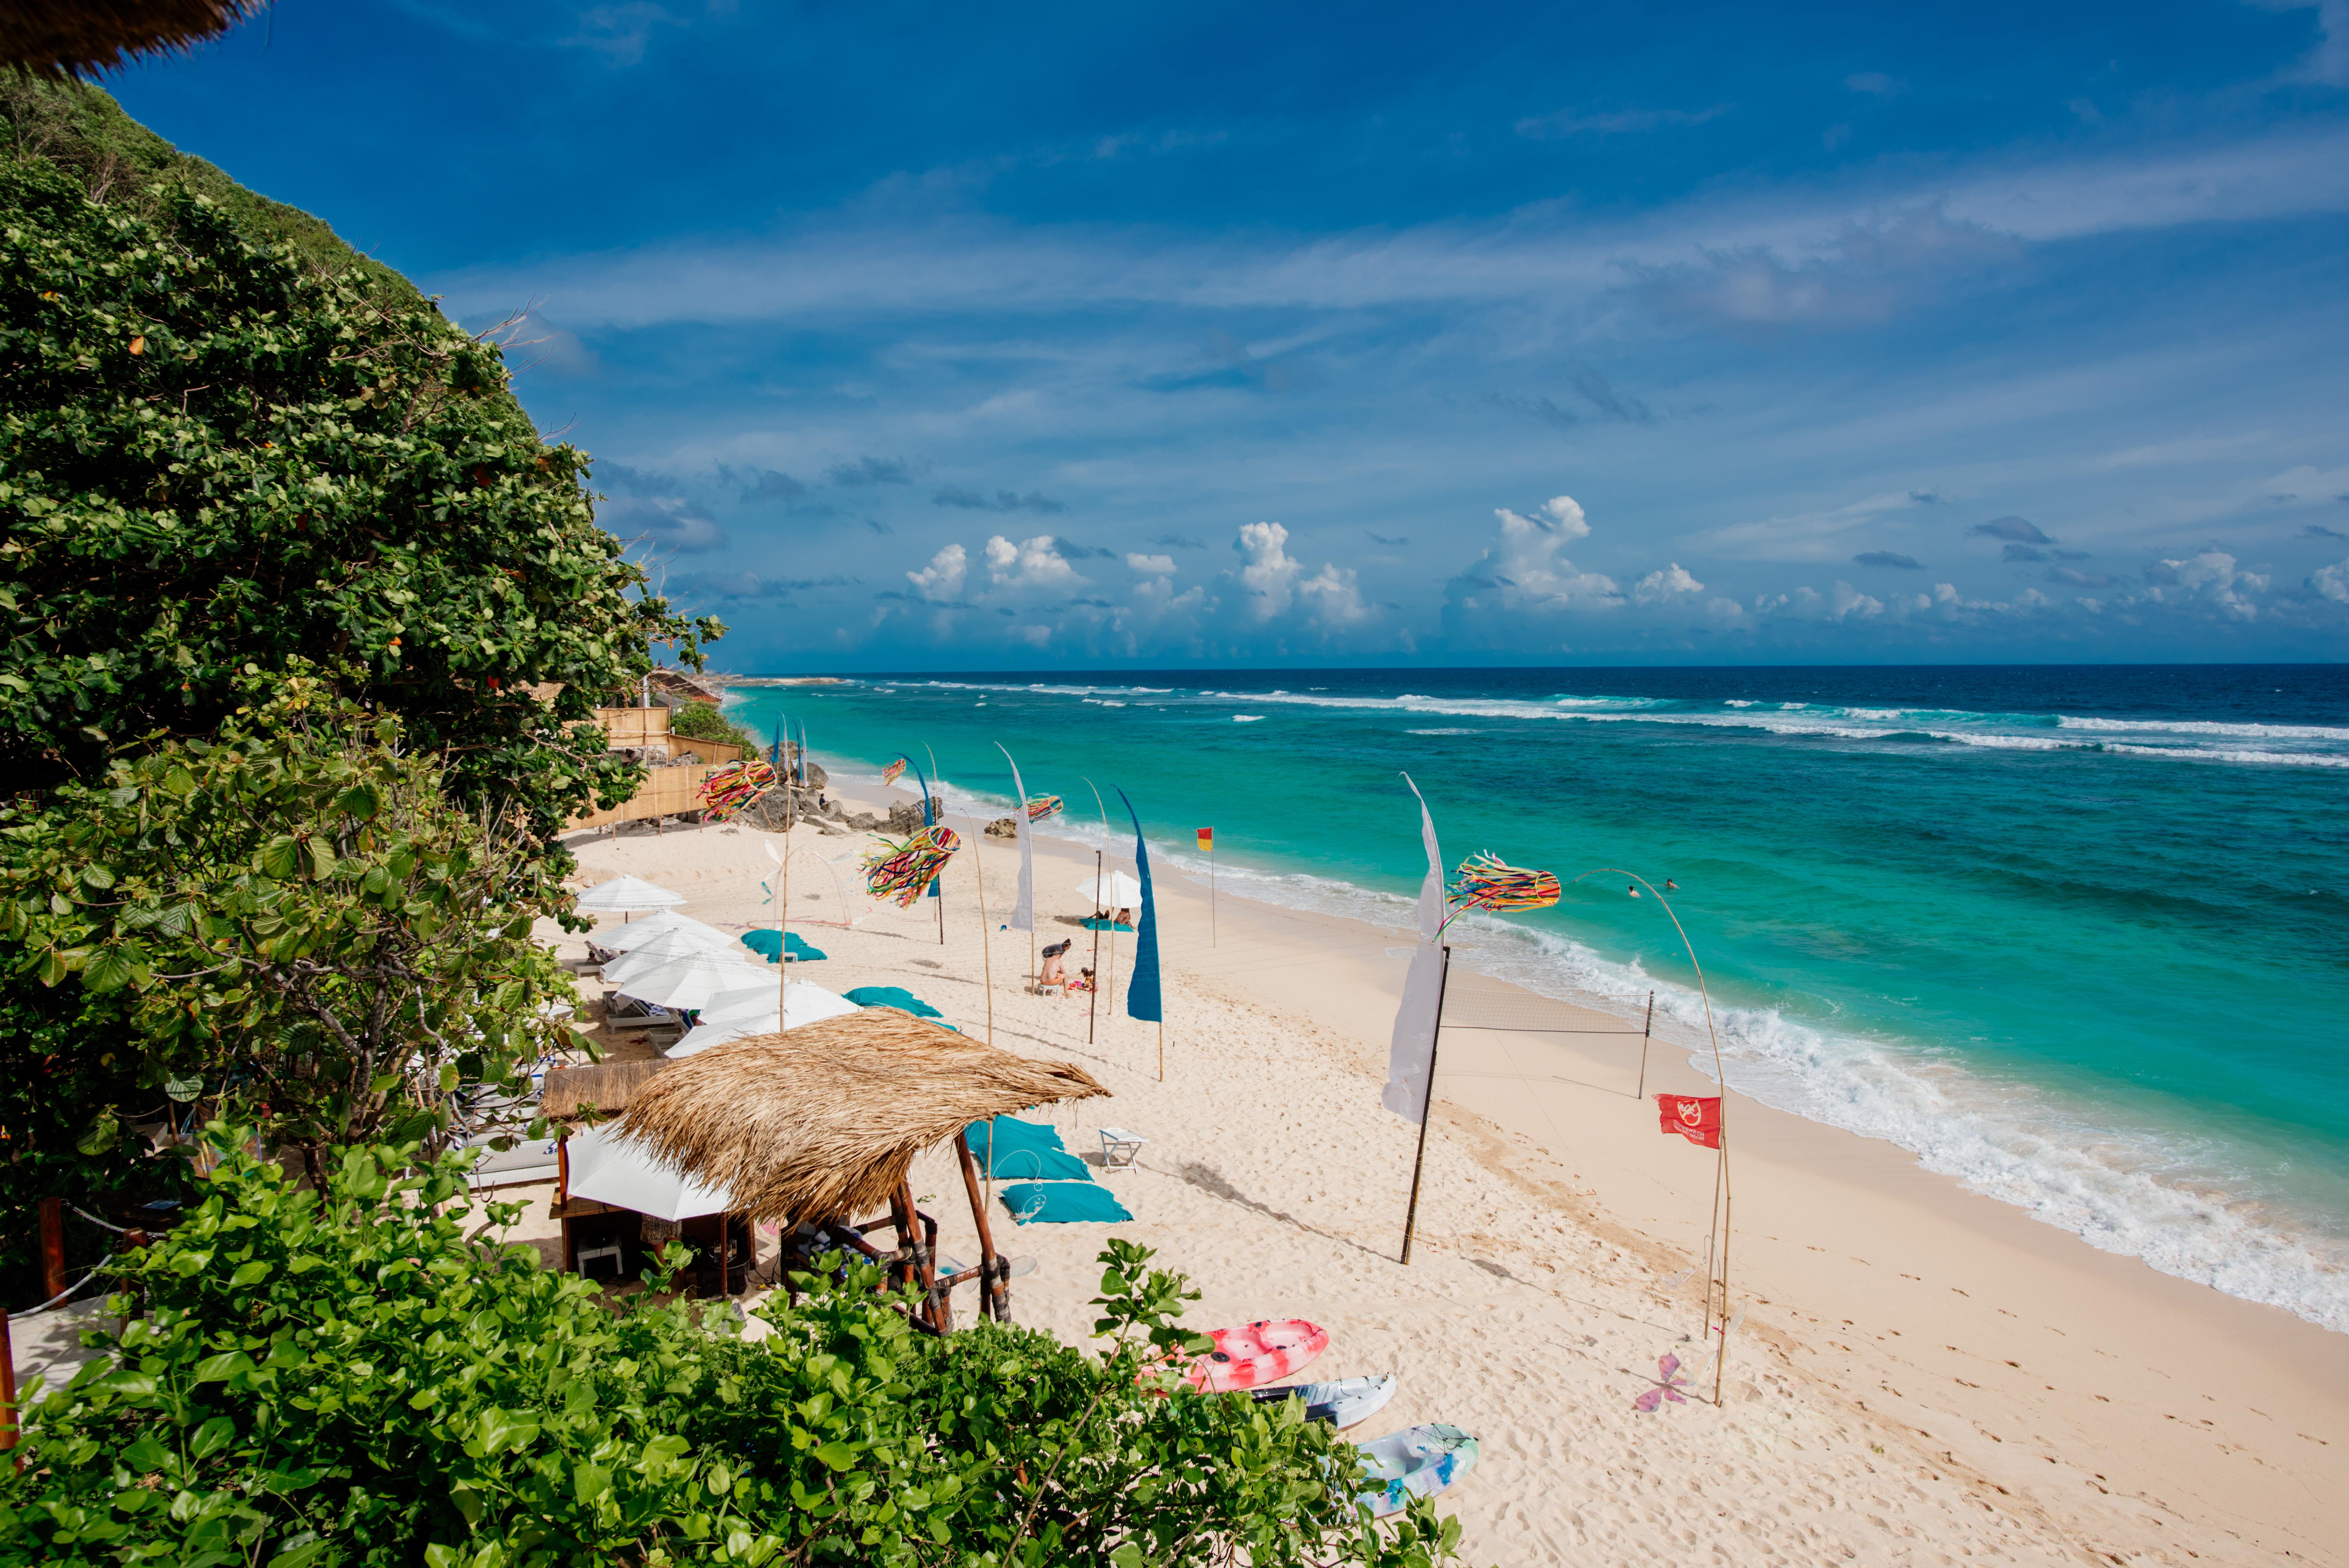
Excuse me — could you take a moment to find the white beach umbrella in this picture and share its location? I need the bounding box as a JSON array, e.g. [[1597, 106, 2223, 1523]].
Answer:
[[588, 908, 730, 953], [669, 982, 864, 1057], [602, 950, 763, 1012], [599, 931, 757, 987], [563, 1122, 734, 1221], [575, 875, 686, 914], [1074, 870, 1143, 907], [593, 914, 738, 957]]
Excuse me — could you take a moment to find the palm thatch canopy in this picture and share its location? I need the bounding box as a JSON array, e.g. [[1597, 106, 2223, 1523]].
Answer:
[[541, 1059, 672, 1119], [616, 1007, 1109, 1223], [3, 1, 264, 82]]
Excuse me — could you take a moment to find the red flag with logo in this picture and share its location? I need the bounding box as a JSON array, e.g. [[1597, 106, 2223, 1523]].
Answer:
[[1655, 1093, 1722, 1149]]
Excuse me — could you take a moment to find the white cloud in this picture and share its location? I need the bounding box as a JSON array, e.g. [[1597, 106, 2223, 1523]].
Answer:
[[1493, 495, 1590, 541], [984, 533, 1083, 592], [907, 542, 966, 600], [1633, 562, 1705, 602], [2312, 555, 2349, 602], [1831, 581, 1884, 619], [2142, 549, 2267, 620], [1125, 552, 1176, 576], [1298, 563, 1371, 625], [1233, 521, 1302, 622]]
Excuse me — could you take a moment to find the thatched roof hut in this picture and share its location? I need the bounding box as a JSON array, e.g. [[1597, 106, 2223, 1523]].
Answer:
[[616, 1007, 1108, 1223], [541, 1059, 672, 1119], [4, 2, 263, 82]]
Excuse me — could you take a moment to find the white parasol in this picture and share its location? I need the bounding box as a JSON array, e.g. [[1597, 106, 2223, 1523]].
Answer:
[[668, 982, 865, 1057], [564, 1121, 735, 1221], [1074, 870, 1143, 907], [588, 909, 733, 953], [601, 949, 763, 1012], [575, 875, 686, 914]]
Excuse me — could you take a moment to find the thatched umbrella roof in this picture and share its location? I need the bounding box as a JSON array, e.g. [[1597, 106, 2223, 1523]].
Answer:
[[4, 2, 264, 82], [541, 1059, 672, 1119], [616, 1007, 1109, 1223]]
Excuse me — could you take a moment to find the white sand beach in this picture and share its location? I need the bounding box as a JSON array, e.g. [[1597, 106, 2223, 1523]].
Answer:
[[544, 785, 2349, 1567]]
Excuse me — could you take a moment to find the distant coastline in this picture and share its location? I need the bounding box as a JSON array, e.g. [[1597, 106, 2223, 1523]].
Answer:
[[709, 675, 848, 688]]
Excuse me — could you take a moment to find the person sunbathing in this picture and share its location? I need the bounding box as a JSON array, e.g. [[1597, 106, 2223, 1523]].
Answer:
[[1113, 907, 1134, 927]]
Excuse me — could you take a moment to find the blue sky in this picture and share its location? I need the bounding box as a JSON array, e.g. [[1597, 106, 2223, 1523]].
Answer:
[[112, 0, 2349, 667]]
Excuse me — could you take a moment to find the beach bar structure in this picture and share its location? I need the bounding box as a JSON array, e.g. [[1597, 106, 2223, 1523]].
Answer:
[[613, 1007, 1108, 1329], [564, 705, 750, 833], [540, 1062, 752, 1296]]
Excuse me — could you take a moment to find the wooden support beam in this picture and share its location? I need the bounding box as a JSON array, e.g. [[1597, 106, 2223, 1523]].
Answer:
[[955, 1137, 1007, 1322]]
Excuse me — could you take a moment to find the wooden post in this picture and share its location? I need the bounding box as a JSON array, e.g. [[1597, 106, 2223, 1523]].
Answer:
[[897, 1180, 942, 1330], [38, 1197, 65, 1306], [1636, 990, 1654, 1100], [1398, 944, 1453, 1265], [974, 825, 994, 1049], [955, 1137, 1006, 1322]]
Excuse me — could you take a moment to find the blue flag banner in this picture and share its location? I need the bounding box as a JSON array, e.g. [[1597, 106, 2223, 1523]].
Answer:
[[909, 752, 942, 899], [1117, 788, 1162, 1022]]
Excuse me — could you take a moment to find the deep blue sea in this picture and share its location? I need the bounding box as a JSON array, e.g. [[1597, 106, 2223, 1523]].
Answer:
[[723, 666, 2349, 1330]]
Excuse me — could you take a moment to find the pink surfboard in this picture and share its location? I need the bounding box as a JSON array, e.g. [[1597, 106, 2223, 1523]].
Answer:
[[1180, 1319, 1329, 1392]]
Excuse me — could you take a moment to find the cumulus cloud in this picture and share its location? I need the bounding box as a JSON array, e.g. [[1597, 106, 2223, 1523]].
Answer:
[[1830, 581, 1884, 619], [1297, 563, 1371, 625], [1853, 550, 1926, 569], [2308, 555, 2349, 602], [985, 533, 1084, 592], [1493, 495, 1591, 541], [1447, 493, 1620, 623], [906, 542, 968, 600], [2141, 550, 2268, 619], [1633, 562, 1705, 602], [1232, 522, 1303, 622], [1126, 552, 1176, 576]]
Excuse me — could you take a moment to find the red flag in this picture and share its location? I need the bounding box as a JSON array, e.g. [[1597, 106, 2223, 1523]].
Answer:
[[1655, 1093, 1722, 1149]]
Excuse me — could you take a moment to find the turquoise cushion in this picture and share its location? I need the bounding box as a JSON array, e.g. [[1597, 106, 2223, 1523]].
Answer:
[[1000, 1181, 1132, 1224], [1079, 918, 1134, 932], [964, 1117, 1092, 1181], [842, 985, 943, 1017], [740, 930, 827, 963]]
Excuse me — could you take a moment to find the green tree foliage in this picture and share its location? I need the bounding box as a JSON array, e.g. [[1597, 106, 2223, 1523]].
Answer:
[[0, 675, 583, 1228], [0, 90, 721, 840], [669, 700, 757, 755], [0, 1133, 1467, 1568]]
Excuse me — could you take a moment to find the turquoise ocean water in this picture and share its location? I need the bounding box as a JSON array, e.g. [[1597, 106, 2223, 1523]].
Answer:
[[721, 666, 2349, 1331]]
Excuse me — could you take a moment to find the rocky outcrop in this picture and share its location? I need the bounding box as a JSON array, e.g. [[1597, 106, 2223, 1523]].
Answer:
[[984, 816, 1019, 839]]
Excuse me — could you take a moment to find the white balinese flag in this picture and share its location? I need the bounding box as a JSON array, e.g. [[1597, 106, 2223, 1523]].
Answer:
[[1382, 773, 1447, 1123], [1000, 744, 1035, 934]]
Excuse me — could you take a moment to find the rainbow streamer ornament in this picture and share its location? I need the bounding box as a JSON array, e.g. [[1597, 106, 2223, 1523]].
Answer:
[[880, 756, 908, 788], [1025, 794, 1063, 823], [861, 824, 962, 907], [1445, 851, 1562, 917], [698, 758, 777, 822]]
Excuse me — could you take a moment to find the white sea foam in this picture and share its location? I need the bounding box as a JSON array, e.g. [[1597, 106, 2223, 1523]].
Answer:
[[1233, 715, 1265, 723]]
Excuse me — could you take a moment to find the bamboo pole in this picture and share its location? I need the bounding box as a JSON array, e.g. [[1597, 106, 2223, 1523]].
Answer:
[[1398, 943, 1453, 1265], [1083, 779, 1114, 1033], [1636, 990, 1654, 1099]]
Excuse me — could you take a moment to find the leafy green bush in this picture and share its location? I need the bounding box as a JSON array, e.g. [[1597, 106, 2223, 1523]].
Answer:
[[0, 674, 582, 1228], [0, 144, 719, 841], [669, 701, 757, 756], [0, 1132, 1468, 1568]]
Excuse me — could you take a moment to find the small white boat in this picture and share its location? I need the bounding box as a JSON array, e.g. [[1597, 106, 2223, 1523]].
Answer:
[[1248, 1373, 1397, 1430], [1355, 1423, 1478, 1518]]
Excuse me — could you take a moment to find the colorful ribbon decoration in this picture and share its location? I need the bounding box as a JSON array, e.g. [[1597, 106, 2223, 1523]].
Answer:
[[1445, 851, 1562, 916], [698, 757, 777, 821], [880, 756, 907, 788], [861, 824, 962, 907], [1025, 794, 1063, 823]]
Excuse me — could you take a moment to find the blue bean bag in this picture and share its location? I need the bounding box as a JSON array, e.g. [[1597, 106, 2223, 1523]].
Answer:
[[964, 1117, 1093, 1181], [1000, 1181, 1132, 1225], [843, 985, 943, 1017], [740, 930, 827, 964]]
